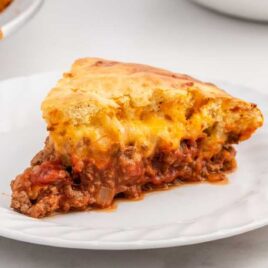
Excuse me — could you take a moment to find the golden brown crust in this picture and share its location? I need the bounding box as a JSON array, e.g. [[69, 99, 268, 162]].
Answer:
[[43, 58, 232, 112], [71, 58, 230, 97], [41, 58, 263, 160]]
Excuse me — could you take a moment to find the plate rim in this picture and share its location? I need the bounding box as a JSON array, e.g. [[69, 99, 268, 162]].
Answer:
[[0, 0, 43, 39], [1, 210, 268, 250]]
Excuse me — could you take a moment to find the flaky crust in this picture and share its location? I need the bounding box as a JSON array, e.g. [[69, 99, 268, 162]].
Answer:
[[43, 58, 232, 113], [42, 57, 262, 117], [41, 58, 263, 158]]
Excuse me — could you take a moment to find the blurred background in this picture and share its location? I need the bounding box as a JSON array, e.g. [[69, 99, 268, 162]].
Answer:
[[0, 0, 268, 267], [0, 0, 268, 93]]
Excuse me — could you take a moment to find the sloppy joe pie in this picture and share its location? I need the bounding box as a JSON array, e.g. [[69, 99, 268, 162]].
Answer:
[[10, 58, 263, 218]]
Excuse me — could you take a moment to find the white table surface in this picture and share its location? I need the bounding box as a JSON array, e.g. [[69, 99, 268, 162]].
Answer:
[[0, 0, 268, 267]]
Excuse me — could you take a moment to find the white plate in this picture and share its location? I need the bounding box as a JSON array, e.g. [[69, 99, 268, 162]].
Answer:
[[192, 0, 268, 22], [0, 72, 267, 250], [0, 0, 43, 39]]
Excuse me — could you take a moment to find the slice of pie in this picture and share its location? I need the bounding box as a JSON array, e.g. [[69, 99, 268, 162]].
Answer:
[[11, 58, 263, 218]]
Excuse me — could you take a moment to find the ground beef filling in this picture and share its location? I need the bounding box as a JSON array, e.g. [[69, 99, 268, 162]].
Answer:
[[11, 139, 236, 218]]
